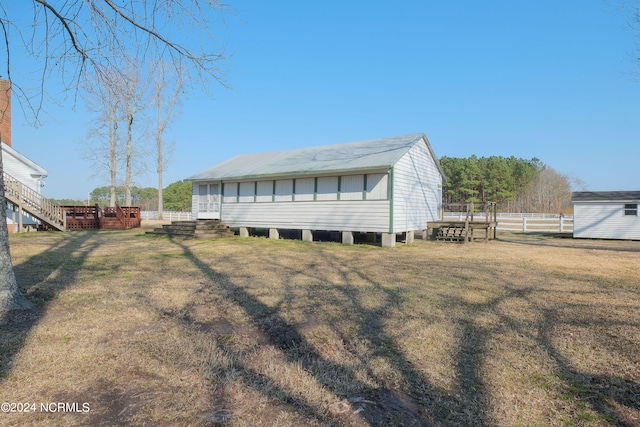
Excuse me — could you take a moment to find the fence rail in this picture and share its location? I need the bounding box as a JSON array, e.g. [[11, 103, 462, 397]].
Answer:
[[141, 211, 192, 221], [443, 213, 573, 233]]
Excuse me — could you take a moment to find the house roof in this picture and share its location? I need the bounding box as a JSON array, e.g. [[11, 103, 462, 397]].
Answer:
[[186, 133, 444, 182], [1, 142, 48, 177], [572, 191, 640, 202]]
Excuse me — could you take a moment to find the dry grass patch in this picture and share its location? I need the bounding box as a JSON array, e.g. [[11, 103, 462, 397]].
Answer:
[[0, 230, 638, 426]]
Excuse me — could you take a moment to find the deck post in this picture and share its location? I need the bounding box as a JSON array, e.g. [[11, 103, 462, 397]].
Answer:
[[269, 228, 280, 239], [381, 233, 396, 247], [342, 231, 354, 245], [302, 229, 313, 242], [239, 227, 250, 238]]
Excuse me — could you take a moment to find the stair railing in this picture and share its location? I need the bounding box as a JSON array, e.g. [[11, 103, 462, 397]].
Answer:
[[2, 171, 66, 230]]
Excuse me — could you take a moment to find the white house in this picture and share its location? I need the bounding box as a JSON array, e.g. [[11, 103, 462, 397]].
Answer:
[[572, 191, 640, 240], [2, 142, 48, 192], [1, 79, 49, 231], [186, 133, 444, 246]]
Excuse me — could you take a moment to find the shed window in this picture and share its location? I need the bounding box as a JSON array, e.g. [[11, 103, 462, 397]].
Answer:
[[624, 204, 638, 216]]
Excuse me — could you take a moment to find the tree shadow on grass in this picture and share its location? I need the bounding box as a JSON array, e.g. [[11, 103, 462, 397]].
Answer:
[[166, 238, 436, 426], [0, 232, 101, 380]]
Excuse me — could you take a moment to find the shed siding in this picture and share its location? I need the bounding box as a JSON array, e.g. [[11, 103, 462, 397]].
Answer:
[[392, 139, 442, 232], [222, 200, 390, 232], [573, 202, 640, 240]]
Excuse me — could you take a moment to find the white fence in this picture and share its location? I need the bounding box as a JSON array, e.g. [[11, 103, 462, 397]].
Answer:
[[141, 211, 192, 221], [443, 213, 573, 233]]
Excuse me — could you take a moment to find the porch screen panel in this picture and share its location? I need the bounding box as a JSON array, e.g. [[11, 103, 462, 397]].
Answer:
[[295, 178, 314, 201], [223, 182, 238, 203], [316, 176, 338, 200], [239, 182, 255, 203], [341, 175, 364, 200], [275, 179, 293, 202], [366, 173, 388, 200], [256, 180, 273, 202]]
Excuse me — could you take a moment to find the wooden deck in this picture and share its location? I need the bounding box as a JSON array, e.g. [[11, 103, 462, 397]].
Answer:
[[427, 202, 497, 243], [426, 220, 497, 243], [63, 205, 141, 231]]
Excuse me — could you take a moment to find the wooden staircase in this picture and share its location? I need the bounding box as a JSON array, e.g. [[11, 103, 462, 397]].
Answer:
[[427, 202, 498, 243], [3, 170, 66, 231], [146, 220, 235, 239], [3, 171, 141, 231]]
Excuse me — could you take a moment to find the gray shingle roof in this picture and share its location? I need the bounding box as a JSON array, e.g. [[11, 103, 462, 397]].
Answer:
[[572, 191, 640, 202], [186, 133, 442, 181]]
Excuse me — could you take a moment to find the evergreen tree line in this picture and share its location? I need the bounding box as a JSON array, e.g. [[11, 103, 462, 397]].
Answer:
[[440, 156, 577, 213], [50, 181, 193, 212]]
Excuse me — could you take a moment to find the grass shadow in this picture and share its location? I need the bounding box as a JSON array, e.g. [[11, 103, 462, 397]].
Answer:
[[1, 232, 102, 380], [166, 237, 434, 426]]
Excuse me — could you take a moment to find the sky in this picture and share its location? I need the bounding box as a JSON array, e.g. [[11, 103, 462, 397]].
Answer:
[[7, 0, 640, 200]]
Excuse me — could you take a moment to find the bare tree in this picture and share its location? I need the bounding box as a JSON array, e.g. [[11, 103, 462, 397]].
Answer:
[[153, 63, 183, 220], [522, 167, 572, 213], [82, 70, 125, 206], [0, 0, 230, 312]]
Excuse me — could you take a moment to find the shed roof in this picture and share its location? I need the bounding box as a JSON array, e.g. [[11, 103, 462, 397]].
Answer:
[[572, 191, 640, 202], [186, 133, 444, 181]]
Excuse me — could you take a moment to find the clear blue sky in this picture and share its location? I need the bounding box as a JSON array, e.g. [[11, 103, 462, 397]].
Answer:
[[10, 0, 640, 200]]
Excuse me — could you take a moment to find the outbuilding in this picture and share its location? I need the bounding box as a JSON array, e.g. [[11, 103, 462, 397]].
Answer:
[[572, 191, 640, 240], [186, 133, 444, 246]]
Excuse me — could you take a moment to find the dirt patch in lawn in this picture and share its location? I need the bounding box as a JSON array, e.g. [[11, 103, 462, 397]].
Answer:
[[1, 230, 638, 426]]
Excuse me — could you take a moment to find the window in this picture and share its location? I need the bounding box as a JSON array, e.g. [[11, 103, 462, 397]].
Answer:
[[624, 204, 638, 216]]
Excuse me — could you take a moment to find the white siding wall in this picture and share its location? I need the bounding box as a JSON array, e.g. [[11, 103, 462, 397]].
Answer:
[[210, 173, 391, 232], [191, 184, 199, 219], [2, 147, 45, 193], [392, 139, 443, 232], [574, 202, 640, 240], [222, 200, 390, 232]]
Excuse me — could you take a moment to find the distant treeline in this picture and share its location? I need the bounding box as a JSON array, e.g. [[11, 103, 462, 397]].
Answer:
[[49, 180, 193, 211], [440, 156, 576, 213]]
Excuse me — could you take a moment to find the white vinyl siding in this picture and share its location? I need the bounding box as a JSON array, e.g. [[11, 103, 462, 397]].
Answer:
[[294, 178, 315, 201], [2, 145, 46, 193], [317, 177, 338, 201], [392, 138, 443, 232], [574, 202, 640, 240], [366, 173, 388, 200], [238, 182, 255, 203], [222, 200, 391, 232], [223, 182, 238, 203], [275, 179, 293, 202], [341, 175, 364, 201], [256, 181, 273, 202]]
